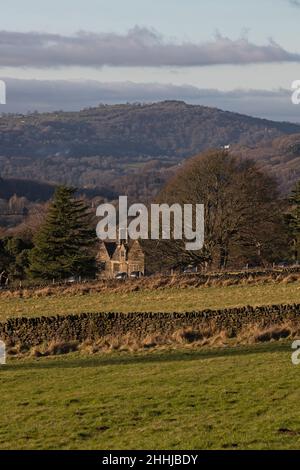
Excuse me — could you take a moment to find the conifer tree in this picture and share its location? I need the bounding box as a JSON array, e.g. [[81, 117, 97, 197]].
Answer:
[[28, 186, 96, 279]]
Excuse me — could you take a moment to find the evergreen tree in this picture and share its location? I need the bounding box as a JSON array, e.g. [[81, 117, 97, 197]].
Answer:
[[0, 239, 11, 276], [3, 237, 32, 280], [287, 181, 300, 262], [28, 186, 96, 280]]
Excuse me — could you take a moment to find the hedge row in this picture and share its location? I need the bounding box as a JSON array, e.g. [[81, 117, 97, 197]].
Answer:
[[1, 303, 300, 347]]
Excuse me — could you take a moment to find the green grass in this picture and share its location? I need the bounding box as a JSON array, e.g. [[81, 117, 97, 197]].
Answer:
[[0, 343, 299, 449], [0, 281, 300, 320]]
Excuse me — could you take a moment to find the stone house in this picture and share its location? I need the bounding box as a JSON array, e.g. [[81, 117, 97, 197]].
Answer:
[[96, 239, 145, 278]]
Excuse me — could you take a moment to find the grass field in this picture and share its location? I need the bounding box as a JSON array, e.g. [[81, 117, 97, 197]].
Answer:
[[1, 280, 300, 450], [0, 342, 299, 450], [0, 281, 300, 320]]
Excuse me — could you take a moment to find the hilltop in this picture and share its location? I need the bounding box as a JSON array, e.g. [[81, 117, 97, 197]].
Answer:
[[1, 100, 299, 159], [0, 101, 300, 195]]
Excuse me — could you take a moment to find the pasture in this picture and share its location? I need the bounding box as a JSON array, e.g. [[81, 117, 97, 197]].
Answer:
[[0, 279, 299, 320], [0, 343, 298, 450]]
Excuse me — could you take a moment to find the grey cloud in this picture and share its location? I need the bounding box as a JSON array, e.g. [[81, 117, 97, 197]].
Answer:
[[0, 27, 299, 68], [289, 0, 300, 7], [0, 78, 299, 123]]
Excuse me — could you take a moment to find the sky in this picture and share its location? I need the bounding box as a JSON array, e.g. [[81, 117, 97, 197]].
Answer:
[[1, 0, 300, 121]]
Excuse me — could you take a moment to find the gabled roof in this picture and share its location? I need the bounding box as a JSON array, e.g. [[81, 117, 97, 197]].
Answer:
[[101, 239, 144, 260], [103, 241, 118, 258]]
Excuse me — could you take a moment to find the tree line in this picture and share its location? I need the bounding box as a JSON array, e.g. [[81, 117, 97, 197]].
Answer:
[[0, 150, 300, 282]]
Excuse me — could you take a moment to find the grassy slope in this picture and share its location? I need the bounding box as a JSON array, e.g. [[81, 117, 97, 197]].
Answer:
[[0, 343, 299, 450], [0, 281, 299, 320]]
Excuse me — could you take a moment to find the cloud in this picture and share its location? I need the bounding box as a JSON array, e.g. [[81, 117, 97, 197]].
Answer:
[[289, 0, 300, 7], [1, 78, 299, 123], [0, 27, 299, 68]]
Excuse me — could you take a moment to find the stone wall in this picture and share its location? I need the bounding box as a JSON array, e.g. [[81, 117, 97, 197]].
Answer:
[[1, 303, 300, 347]]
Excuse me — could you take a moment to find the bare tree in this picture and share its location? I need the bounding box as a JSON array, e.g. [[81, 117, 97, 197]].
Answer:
[[149, 150, 283, 271]]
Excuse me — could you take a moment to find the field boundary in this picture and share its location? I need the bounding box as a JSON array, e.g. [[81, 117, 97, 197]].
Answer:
[[1, 303, 300, 348], [1, 266, 300, 296]]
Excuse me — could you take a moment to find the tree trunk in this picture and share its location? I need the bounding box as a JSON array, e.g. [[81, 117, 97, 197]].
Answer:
[[219, 246, 229, 270]]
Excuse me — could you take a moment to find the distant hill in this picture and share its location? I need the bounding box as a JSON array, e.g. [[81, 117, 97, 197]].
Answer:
[[0, 177, 55, 202], [1, 101, 300, 197], [232, 133, 300, 193], [0, 177, 116, 202], [0, 100, 299, 159]]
